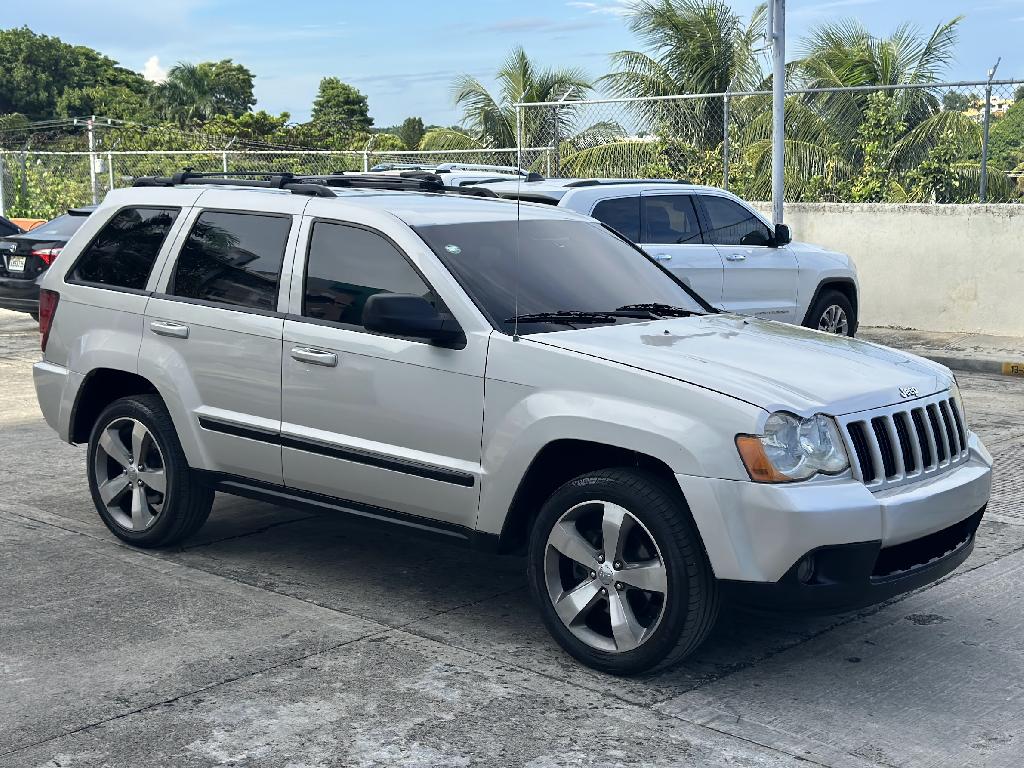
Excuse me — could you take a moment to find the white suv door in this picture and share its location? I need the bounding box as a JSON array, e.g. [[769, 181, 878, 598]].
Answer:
[[279, 215, 486, 529], [697, 193, 799, 323], [141, 192, 305, 485], [600, 193, 724, 307]]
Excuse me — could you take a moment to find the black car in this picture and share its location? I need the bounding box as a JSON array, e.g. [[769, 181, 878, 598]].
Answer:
[[0, 206, 95, 319], [0, 216, 24, 239]]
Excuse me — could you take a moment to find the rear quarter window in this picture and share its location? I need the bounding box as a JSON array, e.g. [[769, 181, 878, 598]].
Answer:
[[70, 207, 180, 290]]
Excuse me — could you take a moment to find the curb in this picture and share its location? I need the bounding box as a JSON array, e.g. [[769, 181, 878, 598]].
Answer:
[[919, 354, 1024, 377]]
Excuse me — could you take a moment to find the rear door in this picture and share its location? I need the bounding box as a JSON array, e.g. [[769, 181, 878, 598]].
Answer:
[[141, 191, 305, 485], [636, 192, 723, 307], [697, 193, 799, 322]]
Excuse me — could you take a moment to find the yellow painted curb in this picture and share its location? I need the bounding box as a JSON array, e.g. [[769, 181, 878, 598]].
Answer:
[[1002, 362, 1024, 377]]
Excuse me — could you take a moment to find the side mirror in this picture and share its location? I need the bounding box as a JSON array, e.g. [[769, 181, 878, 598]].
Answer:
[[773, 223, 792, 246], [362, 293, 464, 347]]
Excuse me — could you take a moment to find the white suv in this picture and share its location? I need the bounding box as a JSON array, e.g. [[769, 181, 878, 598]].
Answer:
[[479, 178, 860, 335], [33, 172, 991, 675]]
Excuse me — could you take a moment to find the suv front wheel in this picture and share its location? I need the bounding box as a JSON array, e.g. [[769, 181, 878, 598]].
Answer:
[[806, 288, 856, 336], [87, 394, 214, 547], [527, 468, 718, 675]]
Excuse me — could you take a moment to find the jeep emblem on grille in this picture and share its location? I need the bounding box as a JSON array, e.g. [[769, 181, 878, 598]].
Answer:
[[899, 386, 919, 398]]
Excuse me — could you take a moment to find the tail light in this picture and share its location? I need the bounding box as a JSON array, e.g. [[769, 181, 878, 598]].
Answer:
[[32, 247, 62, 266], [38, 289, 60, 352]]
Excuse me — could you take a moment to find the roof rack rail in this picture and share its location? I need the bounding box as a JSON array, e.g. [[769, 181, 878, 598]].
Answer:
[[133, 170, 338, 198], [133, 169, 499, 198], [368, 162, 436, 172], [563, 178, 690, 188], [433, 162, 526, 175]]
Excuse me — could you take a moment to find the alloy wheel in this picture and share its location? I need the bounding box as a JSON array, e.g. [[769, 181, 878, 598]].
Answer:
[[93, 417, 167, 532], [818, 304, 849, 335], [544, 500, 668, 653]]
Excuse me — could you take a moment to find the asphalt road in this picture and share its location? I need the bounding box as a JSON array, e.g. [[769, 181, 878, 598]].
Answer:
[[2, 307, 1023, 768]]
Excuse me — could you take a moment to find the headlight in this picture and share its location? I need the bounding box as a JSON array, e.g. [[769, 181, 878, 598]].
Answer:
[[736, 412, 850, 483]]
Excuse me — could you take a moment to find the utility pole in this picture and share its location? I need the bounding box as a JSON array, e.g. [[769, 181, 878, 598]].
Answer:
[[769, 0, 786, 226], [980, 58, 1000, 203], [87, 115, 98, 204]]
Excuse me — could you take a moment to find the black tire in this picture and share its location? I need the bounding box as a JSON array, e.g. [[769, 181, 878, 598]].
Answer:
[[527, 468, 719, 675], [87, 394, 214, 547], [805, 288, 856, 336]]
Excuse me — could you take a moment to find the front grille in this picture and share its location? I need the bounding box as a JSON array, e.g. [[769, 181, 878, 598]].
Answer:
[[842, 392, 969, 490], [872, 508, 983, 579]]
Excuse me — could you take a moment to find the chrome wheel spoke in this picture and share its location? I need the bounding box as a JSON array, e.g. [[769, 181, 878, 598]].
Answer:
[[97, 474, 131, 507], [553, 579, 601, 627], [99, 427, 132, 469], [130, 485, 154, 531], [130, 421, 147, 465], [618, 559, 667, 593], [600, 503, 632, 562], [138, 468, 165, 495], [609, 588, 646, 652], [548, 520, 599, 568]]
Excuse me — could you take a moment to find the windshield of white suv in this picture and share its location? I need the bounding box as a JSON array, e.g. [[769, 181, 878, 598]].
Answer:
[[415, 219, 709, 335]]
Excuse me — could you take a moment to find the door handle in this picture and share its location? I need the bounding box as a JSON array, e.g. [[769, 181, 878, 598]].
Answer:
[[149, 320, 189, 339], [653, 253, 673, 262], [290, 346, 338, 367], [725, 252, 747, 261]]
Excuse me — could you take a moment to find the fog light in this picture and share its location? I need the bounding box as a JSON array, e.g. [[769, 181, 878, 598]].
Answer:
[[796, 555, 816, 584]]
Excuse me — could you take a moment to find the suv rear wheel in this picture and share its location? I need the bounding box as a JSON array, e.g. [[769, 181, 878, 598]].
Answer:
[[527, 468, 718, 675], [806, 288, 856, 336], [87, 394, 214, 547]]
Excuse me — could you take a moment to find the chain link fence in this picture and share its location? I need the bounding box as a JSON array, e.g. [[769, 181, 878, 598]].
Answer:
[[2, 80, 1021, 219], [519, 80, 1024, 204]]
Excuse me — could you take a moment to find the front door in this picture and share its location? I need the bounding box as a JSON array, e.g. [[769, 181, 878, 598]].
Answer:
[[697, 193, 799, 323], [280, 217, 486, 529], [636, 192, 724, 307]]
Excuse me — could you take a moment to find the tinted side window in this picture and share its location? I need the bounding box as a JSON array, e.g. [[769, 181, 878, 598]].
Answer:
[[591, 196, 640, 242], [701, 196, 772, 246], [641, 195, 702, 245], [303, 221, 434, 329], [72, 207, 178, 290], [170, 211, 291, 311]]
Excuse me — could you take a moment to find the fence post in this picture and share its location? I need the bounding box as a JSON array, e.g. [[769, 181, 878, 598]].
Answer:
[[722, 93, 731, 190], [550, 104, 560, 175], [0, 153, 6, 218], [107, 152, 114, 191], [979, 60, 999, 203], [87, 115, 99, 204], [222, 152, 228, 173]]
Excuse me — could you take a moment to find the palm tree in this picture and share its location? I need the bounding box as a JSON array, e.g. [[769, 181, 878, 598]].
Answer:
[[156, 63, 218, 128], [451, 47, 591, 149], [601, 0, 767, 151]]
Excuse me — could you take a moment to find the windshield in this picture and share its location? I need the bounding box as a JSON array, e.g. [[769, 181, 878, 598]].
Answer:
[[415, 219, 708, 335]]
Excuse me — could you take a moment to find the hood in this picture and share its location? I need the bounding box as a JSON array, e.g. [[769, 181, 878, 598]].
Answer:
[[530, 314, 951, 416]]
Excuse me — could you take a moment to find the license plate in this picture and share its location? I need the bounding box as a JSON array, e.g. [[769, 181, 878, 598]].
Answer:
[[7, 255, 26, 272]]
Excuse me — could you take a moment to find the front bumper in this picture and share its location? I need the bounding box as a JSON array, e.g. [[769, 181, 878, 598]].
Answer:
[[676, 432, 992, 610], [0, 274, 41, 313]]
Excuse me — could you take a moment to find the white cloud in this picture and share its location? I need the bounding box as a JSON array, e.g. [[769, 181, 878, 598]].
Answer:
[[567, 0, 633, 16], [142, 55, 167, 84]]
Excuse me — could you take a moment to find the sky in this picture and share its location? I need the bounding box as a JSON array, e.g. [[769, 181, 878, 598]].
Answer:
[[3, 0, 1022, 127]]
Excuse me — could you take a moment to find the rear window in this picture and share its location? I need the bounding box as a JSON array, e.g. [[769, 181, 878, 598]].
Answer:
[[31, 213, 89, 239], [71, 207, 179, 290]]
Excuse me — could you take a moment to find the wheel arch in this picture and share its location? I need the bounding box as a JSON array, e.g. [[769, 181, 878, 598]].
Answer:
[[496, 439, 693, 555], [70, 368, 160, 444], [802, 277, 859, 330]]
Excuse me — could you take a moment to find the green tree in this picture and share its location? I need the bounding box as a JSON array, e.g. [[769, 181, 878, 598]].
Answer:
[[395, 116, 425, 150], [988, 99, 1024, 172], [451, 47, 590, 148], [204, 110, 292, 143], [311, 78, 373, 132], [197, 59, 256, 117], [157, 60, 256, 127], [0, 26, 151, 120], [850, 93, 906, 201], [56, 84, 157, 122], [941, 92, 973, 113]]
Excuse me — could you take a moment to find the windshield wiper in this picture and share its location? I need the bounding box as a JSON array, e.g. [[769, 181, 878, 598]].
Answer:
[[504, 310, 623, 325], [615, 303, 698, 317]]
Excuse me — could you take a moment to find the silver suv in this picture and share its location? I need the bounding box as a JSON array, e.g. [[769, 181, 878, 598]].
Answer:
[[34, 172, 992, 675]]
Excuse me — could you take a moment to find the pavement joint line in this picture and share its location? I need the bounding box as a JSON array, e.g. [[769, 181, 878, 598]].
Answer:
[[177, 512, 324, 551]]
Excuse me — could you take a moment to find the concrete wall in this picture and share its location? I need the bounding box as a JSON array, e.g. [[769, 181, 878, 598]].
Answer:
[[753, 203, 1024, 336]]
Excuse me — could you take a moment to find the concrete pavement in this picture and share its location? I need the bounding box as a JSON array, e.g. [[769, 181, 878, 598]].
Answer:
[[2, 308, 1024, 767]]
